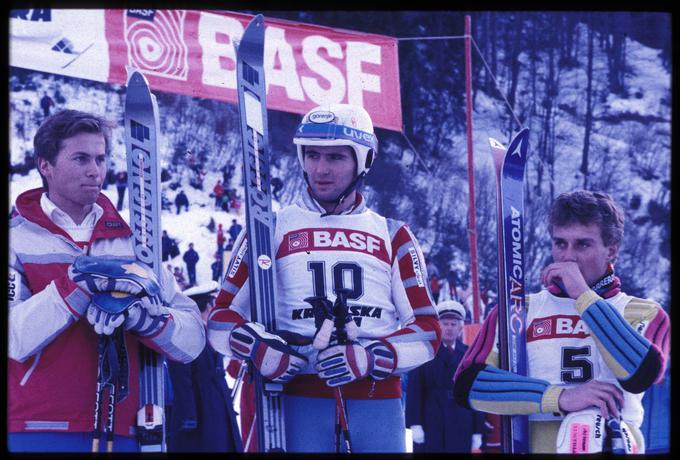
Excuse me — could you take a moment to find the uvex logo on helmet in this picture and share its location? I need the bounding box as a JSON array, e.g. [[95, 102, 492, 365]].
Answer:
[[342, 126, 375, 145], [308, 111, 335, 124]]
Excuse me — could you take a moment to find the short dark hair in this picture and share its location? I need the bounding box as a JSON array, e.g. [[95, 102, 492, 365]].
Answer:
[[33, 109, 114, 187], [549, 190, 625, 247]]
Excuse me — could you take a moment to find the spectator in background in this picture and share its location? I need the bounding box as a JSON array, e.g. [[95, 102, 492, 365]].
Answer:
[[211, 252, 223, 282], [213, 180, 225, 209], [446, 270, 460, 301], [217, 223, 226, 253], [430, 273, 441, 304], [220, 194, 230, 212], [183, 242, 200, 287], [271, 176, 283, 200], [228, 219, 242, 243], [40, 92, 55, 118], [229, 196, 241, 214], [175, 189, 189, 215], [173, 266, 188, 291], [196, 169, 206, 191], [161, 167, 172, 183], [115, 171, 127, 211], [225, 238, 234, 252], [187, 150, 199, 172], [406, 300, 485, 453], [426, 259, 439, 279], [102, 168, 115, 191], [221, 164, 233, 188], [166, 283, 242, 452], [162, 230, 174, 262]]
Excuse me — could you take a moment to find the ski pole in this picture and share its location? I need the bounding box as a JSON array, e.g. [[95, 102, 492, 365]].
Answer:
[[244, 414, 257, 452], [106, 378, 116, 452], [91, 335, 106, 452], [332, 289, 353, 453], [334, 386, 352, 453], [231, 359, 247, 401]]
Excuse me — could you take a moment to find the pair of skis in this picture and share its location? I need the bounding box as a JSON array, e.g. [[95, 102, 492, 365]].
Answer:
[[118, 14, 282, 453], [234, 14, 288, 452], [123, 71, 166, 452], [489, 128, 530, 454], [88, 69, 166, 452]]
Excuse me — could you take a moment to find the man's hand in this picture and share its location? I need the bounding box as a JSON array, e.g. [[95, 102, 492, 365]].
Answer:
[[316, 340, 395, 387], [540, 261, 590, 299], [69, 255, 161, 297], [229, 322, 308, 383], [87, 292, 166, 336], [558, 380, 624, 419], [410, 425, 425, 444], [87, 304, 126, 335]]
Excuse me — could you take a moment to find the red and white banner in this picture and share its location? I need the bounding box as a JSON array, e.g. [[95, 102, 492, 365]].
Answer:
[[10, 9, 402, 131]]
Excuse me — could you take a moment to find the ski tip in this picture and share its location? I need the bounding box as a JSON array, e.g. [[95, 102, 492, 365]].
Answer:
[[516, 127, 530, 142], [489, 137, 504, 150], [250, 14, 264, 28], [508, 128, 530, 158], [126, 68, 149, 88], [242, 13, 265, 42]]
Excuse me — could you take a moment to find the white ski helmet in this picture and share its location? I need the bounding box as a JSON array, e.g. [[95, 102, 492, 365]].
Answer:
[[293, 103, 378, 178]]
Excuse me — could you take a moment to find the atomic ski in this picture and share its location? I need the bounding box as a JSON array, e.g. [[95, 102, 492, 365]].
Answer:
[[234, 15, 286, 452], [124, 70, 166, 452], [489, 128, 530, 454]]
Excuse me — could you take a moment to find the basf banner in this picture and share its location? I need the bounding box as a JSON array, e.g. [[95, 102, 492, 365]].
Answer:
[[9, 9, 402, 131]]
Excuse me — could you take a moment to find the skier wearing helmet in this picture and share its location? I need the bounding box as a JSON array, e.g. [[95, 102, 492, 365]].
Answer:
[[207, 104, 442, 452]]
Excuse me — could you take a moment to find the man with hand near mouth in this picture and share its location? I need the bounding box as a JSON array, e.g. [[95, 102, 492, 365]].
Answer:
[[453, 190, 669, 454]]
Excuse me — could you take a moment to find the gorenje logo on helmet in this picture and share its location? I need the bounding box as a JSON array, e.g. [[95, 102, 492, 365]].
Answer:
[[308, 111, 335, 123]]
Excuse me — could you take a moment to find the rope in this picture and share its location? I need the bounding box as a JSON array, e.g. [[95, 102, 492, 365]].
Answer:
[[397, 34, 467, 41], [397, 33, 524, 131], [395, 33, 527, 171]]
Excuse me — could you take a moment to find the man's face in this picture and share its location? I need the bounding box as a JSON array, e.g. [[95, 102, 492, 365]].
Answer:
[[440, 317, 464, 346], [303, 145, 357, 205], [551, 222, 618, 286], [38, 132, 106, 217]]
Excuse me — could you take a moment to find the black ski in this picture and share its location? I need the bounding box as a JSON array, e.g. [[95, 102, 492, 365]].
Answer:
[[489, 128, 530, 454], [125, 70, 166, 452], [234, 14, 286, 452]]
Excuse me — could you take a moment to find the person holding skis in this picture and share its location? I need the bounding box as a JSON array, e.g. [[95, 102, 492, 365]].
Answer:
[[453, 190, 669, 454], [8, 110, 206, 452], [207, 104, 442, 452]]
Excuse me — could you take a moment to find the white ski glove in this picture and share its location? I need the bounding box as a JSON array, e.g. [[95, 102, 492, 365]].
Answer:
[[471, 433, 482, 452], [87, 292, 166, 336], [556, 408, 605, 453], [555, 408, 639, 454], [87, 303, 126, 335], [229, 322, 308, 383], [316, 339, 396, 387], [410, 425, 425, 444], [123, 295, 169, 336]]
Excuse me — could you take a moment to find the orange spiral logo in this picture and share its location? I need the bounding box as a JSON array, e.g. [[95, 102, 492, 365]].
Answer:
[[124, 10, 188, 80]]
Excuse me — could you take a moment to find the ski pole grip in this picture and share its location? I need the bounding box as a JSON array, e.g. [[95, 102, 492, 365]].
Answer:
[[333, 289, 352, 345]]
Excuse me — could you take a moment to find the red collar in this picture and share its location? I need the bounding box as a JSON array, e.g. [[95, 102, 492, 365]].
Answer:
[[15, 188, 132, 243]]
